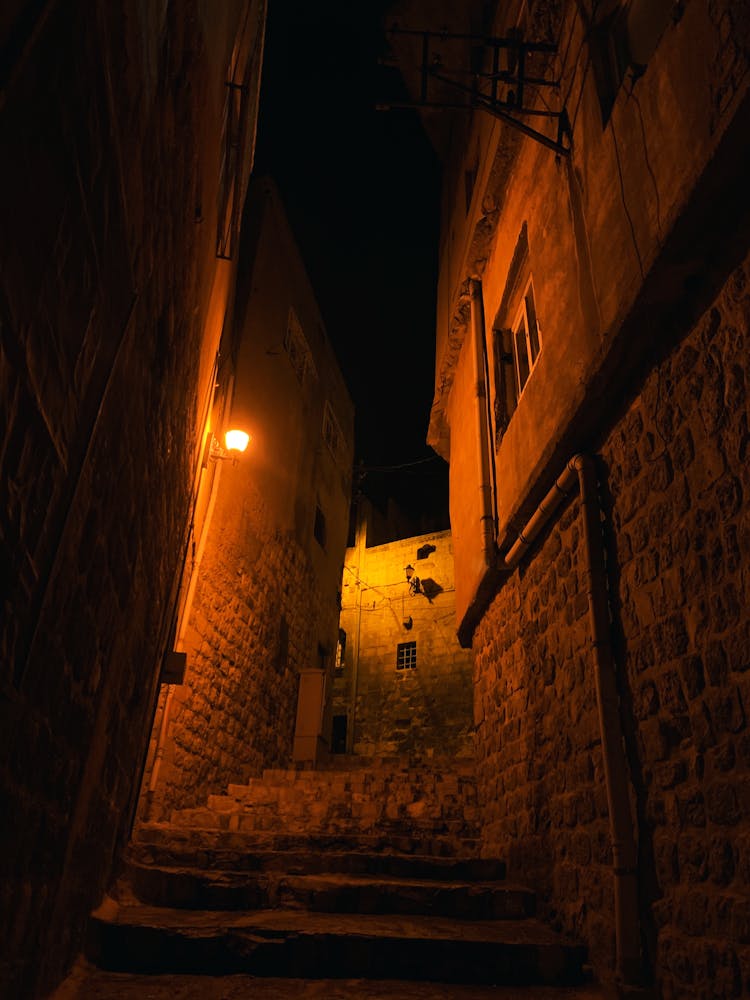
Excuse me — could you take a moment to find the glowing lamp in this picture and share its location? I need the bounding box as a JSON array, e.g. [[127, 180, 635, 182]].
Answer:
[[204, 427, 251, 466], [225, 429, 250, 453]]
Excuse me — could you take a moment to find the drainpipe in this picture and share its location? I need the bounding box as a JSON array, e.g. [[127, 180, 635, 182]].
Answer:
[[499, 454, 641, 986], [469, 278, 496, 563], [575, 454, 641, 987], [347, 499, 366, 754]]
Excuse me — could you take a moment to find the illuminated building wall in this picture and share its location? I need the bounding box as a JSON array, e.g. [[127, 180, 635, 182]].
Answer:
[[334, 500, 474, 759], [141, 177, 355, 818], [417, 0, 750, 992]]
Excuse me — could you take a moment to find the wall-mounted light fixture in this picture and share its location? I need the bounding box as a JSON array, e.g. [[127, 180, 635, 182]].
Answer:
[[404, 564, 421, 596], [203, 428, 251, 467], [224, 429, 250, 452]]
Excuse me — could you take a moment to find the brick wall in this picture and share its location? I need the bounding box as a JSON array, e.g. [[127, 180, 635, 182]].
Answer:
[[473, 249, 750, 994]]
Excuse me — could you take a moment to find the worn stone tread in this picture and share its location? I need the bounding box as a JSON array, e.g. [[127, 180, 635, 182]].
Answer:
[[53, 958, 608, 999], [94, 896, 574, 945], [127, 861, 528, 895], [129, 840, 504, 879], [123, 860, 535, 918], [134, 822, 484, 858], [87, 895, 587, 984]]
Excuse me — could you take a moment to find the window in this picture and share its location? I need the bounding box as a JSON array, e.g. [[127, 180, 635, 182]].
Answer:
[[313, 504, 327, 548], [284, 308, 315, 385], [331, 715, 347, 754], [591, 0, 677, 124], [396, 641, 417, 671], [492, 224, 542, 445], [510, 279, 541, 398], [322, 401, 342, 458], [334, 628, 346, 675], [216, 81, 244, 259], [215, 12, 264, 258]]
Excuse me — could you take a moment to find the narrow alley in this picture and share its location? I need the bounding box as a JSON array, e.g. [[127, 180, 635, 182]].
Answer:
[[2, 2, 750, 999]]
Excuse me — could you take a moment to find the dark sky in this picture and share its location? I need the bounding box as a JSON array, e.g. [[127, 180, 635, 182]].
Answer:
[[253, 0, 449, 529]]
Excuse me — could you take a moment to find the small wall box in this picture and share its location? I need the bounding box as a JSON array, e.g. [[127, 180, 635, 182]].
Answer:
[[161, 651, 187, 684]]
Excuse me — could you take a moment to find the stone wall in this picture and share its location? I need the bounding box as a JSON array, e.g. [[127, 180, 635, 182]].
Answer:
[[474, 250, 750, 994], [139, 176, 355, 816], [146, 461, 324, 817], [337, 524, 474, 759], [0, 3, 263, 996]]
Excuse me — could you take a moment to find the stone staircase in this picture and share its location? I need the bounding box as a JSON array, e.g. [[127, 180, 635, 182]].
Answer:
[[168, 754, 482, 842], [85, 756, 594, 989]]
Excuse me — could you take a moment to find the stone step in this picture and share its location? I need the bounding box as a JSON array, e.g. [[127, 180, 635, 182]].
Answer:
[[251, 770, 477, 786], [163, 757, 481, 845], [136, 821, 482, 859], [124, 860, 534, 920], [170, 805, 478, 837], [218, 786, 478, 810], [87, 896, 588, 986], [258, 755, 477, 777], [129, 836, 505, 880]]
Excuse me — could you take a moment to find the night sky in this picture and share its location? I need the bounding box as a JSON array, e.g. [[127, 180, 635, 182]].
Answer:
[[252, 0, 449, 530]]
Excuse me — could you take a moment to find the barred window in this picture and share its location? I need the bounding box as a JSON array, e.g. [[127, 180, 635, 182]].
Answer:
[[396, 641, 417, 671]]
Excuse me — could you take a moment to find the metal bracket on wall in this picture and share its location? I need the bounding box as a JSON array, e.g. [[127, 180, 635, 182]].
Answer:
[[379, 26, 571, 157]]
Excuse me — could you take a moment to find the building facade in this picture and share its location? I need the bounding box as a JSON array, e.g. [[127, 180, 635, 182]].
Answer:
[[334, 499, 474, 760], [139, 176, 355, 819], [398, 0, 750, 994], [0, 2, 266, 995]]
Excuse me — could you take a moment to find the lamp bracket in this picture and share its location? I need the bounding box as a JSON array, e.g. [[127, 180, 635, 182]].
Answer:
[[203, 433, 235, 467]]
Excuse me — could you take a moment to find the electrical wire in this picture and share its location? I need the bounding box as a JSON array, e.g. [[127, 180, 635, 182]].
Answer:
[[355, 455, 443, 473]]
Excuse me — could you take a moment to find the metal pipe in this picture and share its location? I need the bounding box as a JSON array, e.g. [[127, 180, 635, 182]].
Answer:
[[347, 499, 366, 754], [501, 457, 578, 570], [470, 279, 496, 566], [574, 453, 641, 985], [499, 453, 641, 985]]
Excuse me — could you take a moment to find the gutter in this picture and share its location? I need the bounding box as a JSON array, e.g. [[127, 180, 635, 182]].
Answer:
[[470, 278, 497, 570], [482, 452, 643, 986]]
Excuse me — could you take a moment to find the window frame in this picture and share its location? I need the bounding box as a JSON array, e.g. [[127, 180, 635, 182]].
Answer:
[[510, 277, 542, 400], [313, 504, 327, 549], [396, 640, 417, 671], [334, 628, 346, 675], [590, 0, 676, 125]]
